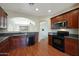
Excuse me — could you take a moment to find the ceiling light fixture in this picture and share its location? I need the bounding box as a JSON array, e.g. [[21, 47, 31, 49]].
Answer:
[[48, 10, 51, 12], [35, 8, 39, 11]]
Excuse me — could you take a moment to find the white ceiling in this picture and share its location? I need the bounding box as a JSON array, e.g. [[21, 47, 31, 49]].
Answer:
[[0, 3, 79, 17]]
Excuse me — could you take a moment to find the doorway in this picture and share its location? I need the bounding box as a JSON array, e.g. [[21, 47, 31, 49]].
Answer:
[[39, 22, 48, 42]]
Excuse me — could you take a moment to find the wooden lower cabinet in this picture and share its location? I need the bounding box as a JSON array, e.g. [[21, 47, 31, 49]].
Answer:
[[35, 33, 39, 43], [9, 35, 38, 49], [78, 40, 79, 55], [65, 38, 78, 56], [0, 38, 9, 56], [9, 36, 24, 49], [48, 35, 52, 45]]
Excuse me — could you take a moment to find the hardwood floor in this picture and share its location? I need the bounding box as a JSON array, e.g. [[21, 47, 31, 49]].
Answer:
[[9, 39, 68, 56]]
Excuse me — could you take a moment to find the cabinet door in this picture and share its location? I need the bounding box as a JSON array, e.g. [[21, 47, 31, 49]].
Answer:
[[1, 13, 7, 28], [51, 17, 58, 23], [56, 15, 64, 22], [0, 39, 9, 56], [69, 9, 78, 28], [51, 17, 58, 29], [9, 36, 22, 49], [1, 16, 4, 28], [0, 43, 9, 53], [9, 36, 29, 49], [3, 15, 7, 28], [64, 9, 79, 28], [78, 40, 79, 55], [35, 33, 38, 43], [0, 11, 1, 27], [48, 35, 52, 45], [0, 16, 1, 27], [65, 38, 78, 56], [0, 11, 4, 28], [0, 7, 7, 28]]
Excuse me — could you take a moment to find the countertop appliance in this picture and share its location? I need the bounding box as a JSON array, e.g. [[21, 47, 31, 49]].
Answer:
[[52, 31, 69, 52]]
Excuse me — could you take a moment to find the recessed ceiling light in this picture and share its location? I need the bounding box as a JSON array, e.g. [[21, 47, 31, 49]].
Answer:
[[35, 8, 39, 11], [29, 3, 35, 6], [48, 10, 51, 12]]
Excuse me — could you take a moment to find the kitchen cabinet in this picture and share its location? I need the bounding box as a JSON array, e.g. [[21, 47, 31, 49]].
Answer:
[[51, 8, 79, 29], [63, 9, 79, 28], [48, 35, 52, 45], [0, 7, 7, 28], [51, 17, 57, 23], [51, 17, 58, 29], [55, 15, 64, 22], [9, 36, 22, 49], [0, 38, 9, 56], [35, 32, 39, 43], [9, 35, 38, 49], [78, 40, 79, 55], [65, 37, 78, 56]]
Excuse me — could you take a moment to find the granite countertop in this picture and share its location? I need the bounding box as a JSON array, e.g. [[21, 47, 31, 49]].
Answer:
[[0, 34, 27, 43], [0, 32, 38, 43], [0, 36, 9, 43], [65, 34, 79, 40], [48, 32, 57, 35], [48, 32, 79, 40]]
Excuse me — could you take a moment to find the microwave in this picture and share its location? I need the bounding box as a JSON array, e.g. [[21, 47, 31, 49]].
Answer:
[[53, 21, 68, 28]]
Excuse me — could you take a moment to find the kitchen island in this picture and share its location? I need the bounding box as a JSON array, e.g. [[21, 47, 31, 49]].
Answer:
[[0, 32, 39, 56]]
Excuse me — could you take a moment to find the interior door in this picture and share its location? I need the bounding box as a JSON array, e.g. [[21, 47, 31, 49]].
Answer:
[[39, 22, 48, 42]]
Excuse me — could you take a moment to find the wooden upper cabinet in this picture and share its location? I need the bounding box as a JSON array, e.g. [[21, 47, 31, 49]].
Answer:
[[51, 17, 57, 23], [63, 9, 79, 28], [56, 15, 64, 22], [0, 7, 7, 28], [51, 8, 79, 29]]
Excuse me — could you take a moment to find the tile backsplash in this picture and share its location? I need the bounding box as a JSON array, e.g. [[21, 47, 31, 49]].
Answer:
[[50, 29, 78, 35]]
